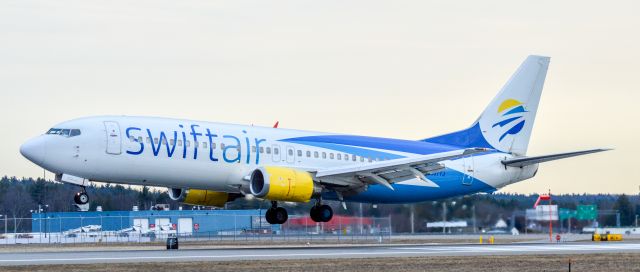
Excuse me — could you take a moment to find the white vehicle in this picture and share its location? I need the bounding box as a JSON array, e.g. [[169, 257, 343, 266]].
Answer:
[[20, 55, 607, 224]]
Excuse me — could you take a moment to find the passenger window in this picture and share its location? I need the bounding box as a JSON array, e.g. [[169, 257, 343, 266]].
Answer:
[[186, 140, 191, 147], [212, 143, 216, 149], [274, 148, 279, 155], [297, 150, 302, 157], [203, 142, 208, 149], [146, 138, 151, 144], [306, 151, 311, 157], [170, 139, 175, 145], [154, 138, 159, 144], [353, 155, 357, 161], [330, 153, 334, 159], [129, 136, 135, 142], [259, 147, 264, 153], [368, 157, 373, 162], [360, 156, 364, 162], [194, 141, 199, 148], [344, 154, 349, 161], [337, 153, 341, 160], [178, 140, 182, 146], [288, 149, 293, 156], [314, 151, 319, 158], [252, 146, 257, 153], [70, 129, 81, 137], [322, 152, 326, 159], [221, 143, 225, 149], [266, 147, 271, 154], [138, 136, 143, 143], [162, 138, 167, 145]]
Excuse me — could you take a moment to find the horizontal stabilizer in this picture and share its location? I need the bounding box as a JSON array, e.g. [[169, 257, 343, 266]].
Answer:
[[501, 149, 611, 167]]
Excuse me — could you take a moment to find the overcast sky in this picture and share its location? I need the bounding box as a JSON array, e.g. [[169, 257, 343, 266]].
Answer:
[[1, 0, 638, 194]]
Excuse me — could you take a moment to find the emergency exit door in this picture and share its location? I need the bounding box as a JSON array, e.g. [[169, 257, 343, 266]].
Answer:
[[104, 121, 122, 155], [461, 156, 474, 186]]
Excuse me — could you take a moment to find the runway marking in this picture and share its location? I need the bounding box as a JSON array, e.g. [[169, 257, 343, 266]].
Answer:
[[3, 243, 640, 265], [0, 251, 446, 263]]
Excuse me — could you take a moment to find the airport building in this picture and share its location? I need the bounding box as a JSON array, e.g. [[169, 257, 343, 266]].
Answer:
[[31, 208, 271, 235]]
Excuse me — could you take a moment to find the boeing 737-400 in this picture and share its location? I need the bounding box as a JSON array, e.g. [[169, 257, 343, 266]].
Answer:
[[19, 55, 608, 224]]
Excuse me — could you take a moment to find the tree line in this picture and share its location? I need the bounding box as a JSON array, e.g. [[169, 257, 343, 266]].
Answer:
[[0, 176, 638, 233]]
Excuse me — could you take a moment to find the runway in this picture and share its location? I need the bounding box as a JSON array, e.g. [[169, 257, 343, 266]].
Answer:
[[2, 242, 640, 265]]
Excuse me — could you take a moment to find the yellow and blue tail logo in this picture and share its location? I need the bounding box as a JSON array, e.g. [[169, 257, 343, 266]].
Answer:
[[492, 99, 527, 142]]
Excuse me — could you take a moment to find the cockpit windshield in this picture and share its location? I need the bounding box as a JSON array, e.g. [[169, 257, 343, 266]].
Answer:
[[46, 128, 81, 137]]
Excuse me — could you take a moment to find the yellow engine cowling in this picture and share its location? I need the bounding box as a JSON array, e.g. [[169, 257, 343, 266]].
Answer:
[[168, 188, 234, 207], [249, 166, 320, 202]]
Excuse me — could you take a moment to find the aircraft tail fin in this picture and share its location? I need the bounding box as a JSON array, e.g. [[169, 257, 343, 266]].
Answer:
[[423, 55, 550, 155]]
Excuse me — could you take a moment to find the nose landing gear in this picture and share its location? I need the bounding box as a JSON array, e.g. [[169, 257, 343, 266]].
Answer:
[[265, 201, 288, 225], [74, 189, 89, 205]]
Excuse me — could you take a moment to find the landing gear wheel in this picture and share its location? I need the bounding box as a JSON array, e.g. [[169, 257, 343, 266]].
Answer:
[[265, 203, 288, 224], [274, 207, 288, 224], [310, 205, 320, 222], [265, 208, 276, 224], [310, 204, 333, 222], [317, 205, 333, 222], [74, 191, 89, 205]]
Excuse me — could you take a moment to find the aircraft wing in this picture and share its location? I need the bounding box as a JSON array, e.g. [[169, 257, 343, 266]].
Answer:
[[314, 148, 491, 191]]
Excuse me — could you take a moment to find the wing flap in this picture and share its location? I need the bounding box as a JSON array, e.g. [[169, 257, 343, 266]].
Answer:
[[316, 148, 490, 190]]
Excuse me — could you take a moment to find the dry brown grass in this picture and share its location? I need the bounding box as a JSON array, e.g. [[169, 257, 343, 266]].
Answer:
[[3, 253, 640, 272]]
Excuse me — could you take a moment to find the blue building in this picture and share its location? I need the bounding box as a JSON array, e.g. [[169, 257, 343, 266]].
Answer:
[[32, 209, 271, 234]]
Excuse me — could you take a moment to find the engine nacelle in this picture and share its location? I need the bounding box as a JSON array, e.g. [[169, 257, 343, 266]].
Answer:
[[249, 166, 321, 202], [168, 188, 236, 207]]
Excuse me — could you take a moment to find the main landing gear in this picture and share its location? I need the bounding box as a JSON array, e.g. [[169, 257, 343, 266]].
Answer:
[[265, 201, 288, 225], [264, 200, 334, 224], [74, 188, 89, 205], [310, 202, 333, 223]]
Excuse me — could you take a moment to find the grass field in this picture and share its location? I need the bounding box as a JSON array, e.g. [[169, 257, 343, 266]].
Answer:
[[2, 253, 640, 272]]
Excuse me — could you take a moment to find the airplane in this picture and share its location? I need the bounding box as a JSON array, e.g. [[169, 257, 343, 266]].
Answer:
[[19, 55, 608, 224]]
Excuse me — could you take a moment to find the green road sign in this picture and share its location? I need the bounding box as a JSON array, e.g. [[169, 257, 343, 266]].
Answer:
[[559, 208, 577, 220], [577, 205, 598, 220]]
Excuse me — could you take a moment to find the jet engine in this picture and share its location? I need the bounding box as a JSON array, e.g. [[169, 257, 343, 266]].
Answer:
[[168, 188, 239, 207], [249, 166, 321, 202]]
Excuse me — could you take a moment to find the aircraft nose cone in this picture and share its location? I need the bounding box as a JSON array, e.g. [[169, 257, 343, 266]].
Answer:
[[20, 137, 46, 165]]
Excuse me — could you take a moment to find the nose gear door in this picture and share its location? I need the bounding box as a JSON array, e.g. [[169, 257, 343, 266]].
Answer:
[[104, 121, 122, 155]]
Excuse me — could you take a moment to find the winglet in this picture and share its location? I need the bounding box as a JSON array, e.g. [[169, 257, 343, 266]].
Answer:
[[273, 121, 279, 128]]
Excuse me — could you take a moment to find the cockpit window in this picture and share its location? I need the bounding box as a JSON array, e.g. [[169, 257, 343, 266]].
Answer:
[[46, 128, 81, 137], [46, 128, 61, 135]]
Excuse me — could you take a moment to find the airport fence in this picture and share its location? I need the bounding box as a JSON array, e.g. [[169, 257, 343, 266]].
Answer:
[[0, 214, 392, 245]]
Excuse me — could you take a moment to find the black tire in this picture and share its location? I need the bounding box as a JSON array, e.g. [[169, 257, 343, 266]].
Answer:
[[74, 192, 89, 205], [274, 207, 288, 224], [310, 205, 320, 222], [265, 208, 276, 224], [318, 205, 333, 222]]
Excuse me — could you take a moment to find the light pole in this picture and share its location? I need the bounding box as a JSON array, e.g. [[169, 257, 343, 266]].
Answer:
[[442, 201, 457, 234], [1, 215, 5, 235]]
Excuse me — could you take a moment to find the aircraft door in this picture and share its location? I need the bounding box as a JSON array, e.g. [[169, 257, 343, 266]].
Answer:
[[461, 155, 474, 185], [286, 146, 295, 164], [272, 144, 281, 162], [104, 121, 122, 155]]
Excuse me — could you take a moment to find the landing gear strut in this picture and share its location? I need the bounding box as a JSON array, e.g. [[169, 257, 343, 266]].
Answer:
[[74, 188, 89, 205], [265, 201, 288, 224], [310, 201, 333, 223]]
